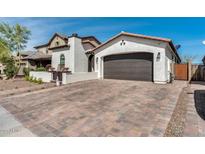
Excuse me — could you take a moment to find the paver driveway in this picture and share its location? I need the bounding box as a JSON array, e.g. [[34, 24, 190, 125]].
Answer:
[[0, 79, 186, 136]]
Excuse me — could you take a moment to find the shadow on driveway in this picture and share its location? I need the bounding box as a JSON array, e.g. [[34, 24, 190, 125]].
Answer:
[[194, 90, 205, 120]]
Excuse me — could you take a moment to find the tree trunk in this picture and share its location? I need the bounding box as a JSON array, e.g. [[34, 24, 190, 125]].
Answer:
[[12, 51, 21, 79]]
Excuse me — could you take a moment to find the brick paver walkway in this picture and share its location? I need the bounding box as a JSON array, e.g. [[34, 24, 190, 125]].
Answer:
[[183, 82, 205, 136], [0, 79, 186, 137]]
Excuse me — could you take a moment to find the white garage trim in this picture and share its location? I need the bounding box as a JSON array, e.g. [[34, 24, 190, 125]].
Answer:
[[93, 32, 180, 84]]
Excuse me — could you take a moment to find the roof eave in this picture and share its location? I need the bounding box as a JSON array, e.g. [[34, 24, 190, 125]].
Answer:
[[34, 44, 49, 49], [48, 45, 70, 50], [168, 41, 181, 63], [91, 32, 181, 62]]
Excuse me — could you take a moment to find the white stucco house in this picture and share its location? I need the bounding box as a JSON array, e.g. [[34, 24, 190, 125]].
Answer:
[[29, 32, 181, 84], [30, 33, 101, 84]]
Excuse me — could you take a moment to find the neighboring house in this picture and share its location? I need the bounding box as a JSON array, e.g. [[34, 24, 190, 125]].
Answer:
[[35, 33, 100, 72], [22, 35, 54, 69], [91, 32, 181, 84], [30, 32, 181, 84], [15, 51, 35, 75]]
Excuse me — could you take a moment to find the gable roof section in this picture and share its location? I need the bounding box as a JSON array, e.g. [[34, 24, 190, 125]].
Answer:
[[90, 32, 181, 62], [82, 39, 99, 48], [17, 51, 35, 56], [34, 33, 101, 50], [23, 51, 51, 60], [81, 36, 101, 45], [34, 33, 68, 49]]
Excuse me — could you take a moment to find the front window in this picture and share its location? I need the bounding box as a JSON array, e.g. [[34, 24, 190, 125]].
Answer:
[[60, 54, 65, 65], [56, 41, 59, 46]]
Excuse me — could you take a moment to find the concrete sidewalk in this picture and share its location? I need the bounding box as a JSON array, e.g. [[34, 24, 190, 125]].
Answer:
[[0, 105, 36, 137]]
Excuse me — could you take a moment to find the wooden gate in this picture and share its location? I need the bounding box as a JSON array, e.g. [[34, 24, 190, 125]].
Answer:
[[174, 63, 188, 80]]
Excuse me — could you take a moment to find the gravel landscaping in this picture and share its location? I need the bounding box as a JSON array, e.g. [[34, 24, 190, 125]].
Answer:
[[165, 82, 205, 137], [0, 78, 55, 98], [0, 79, 38, 91], [164, 86, 188, 136]]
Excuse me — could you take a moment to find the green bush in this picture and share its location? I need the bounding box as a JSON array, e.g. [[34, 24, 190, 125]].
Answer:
[[23, 67, 31, 76], [26, 76, 43, 84], [25, 76, 29, 81], [37, 78, 43, 84], [33, 77, 38, 83], [2, 57, 18, 78], [29, 76, 33, 81], [35, 67, 46, 72]]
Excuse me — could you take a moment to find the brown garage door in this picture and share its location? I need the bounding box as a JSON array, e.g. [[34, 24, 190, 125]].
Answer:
[[104, 52, 153, 81]]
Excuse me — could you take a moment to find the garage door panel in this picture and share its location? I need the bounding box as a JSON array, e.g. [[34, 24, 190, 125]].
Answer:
[[104, 53, 153, 81]]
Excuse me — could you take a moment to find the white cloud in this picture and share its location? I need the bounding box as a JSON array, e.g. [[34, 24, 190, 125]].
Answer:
[[202, 40, 205, 45]]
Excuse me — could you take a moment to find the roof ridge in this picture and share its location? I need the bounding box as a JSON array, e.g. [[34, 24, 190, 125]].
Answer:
[[88, 32, 181, 62], [121, 31, 171, 41], [91, 32, 173, 52], [55, 32, 68, 39]]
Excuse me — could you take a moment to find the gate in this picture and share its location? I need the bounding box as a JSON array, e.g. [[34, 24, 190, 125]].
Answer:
[[52, 72, 62, 81], [174, 63, 188, 80]]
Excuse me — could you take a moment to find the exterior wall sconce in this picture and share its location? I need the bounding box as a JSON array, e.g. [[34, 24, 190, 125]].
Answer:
[[156, 52, 161, 61], [96, 57, 98, 64], [96, 57, 98, 70], [120, 40, 126, 46]]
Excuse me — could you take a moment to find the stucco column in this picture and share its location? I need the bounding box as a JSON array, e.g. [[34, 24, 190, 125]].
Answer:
[[100, 57, 104, 79], [153, 50, 167, 84], [188, 60, 192, 82]]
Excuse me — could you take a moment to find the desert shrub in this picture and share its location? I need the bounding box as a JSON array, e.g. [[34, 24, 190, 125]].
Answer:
[[33, 77, 38, 83], [23, 67, 31, 76], [2, 57, 18, 78], [25, 75, 29, 81], [37, 78, 43, 84], [35, 67, 46, 72], [26, 76, 43, 84], [29, 76, 33, 81]]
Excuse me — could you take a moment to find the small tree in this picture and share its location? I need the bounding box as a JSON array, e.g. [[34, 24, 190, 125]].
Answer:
[[1, 56, 17, 78], [0, 38, 10, 62], [0, 22, 31, 78], [0, 23, 31, 52]]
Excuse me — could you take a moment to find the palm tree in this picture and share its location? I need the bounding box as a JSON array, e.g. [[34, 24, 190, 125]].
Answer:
[[0, 38, 10, 62], [0, 22, 31, 77]]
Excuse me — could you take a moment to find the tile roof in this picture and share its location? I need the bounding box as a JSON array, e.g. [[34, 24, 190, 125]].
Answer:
[[89, 32, 181, 62], [23, 51, 51, 60], [19, 51, 35, 56]]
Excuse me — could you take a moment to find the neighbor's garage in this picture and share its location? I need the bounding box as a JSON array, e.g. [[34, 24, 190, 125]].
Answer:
[[103, 52, 153, 81]]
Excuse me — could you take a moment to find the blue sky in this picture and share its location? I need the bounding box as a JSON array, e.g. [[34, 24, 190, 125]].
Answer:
[[0, 17, 205, 64]]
